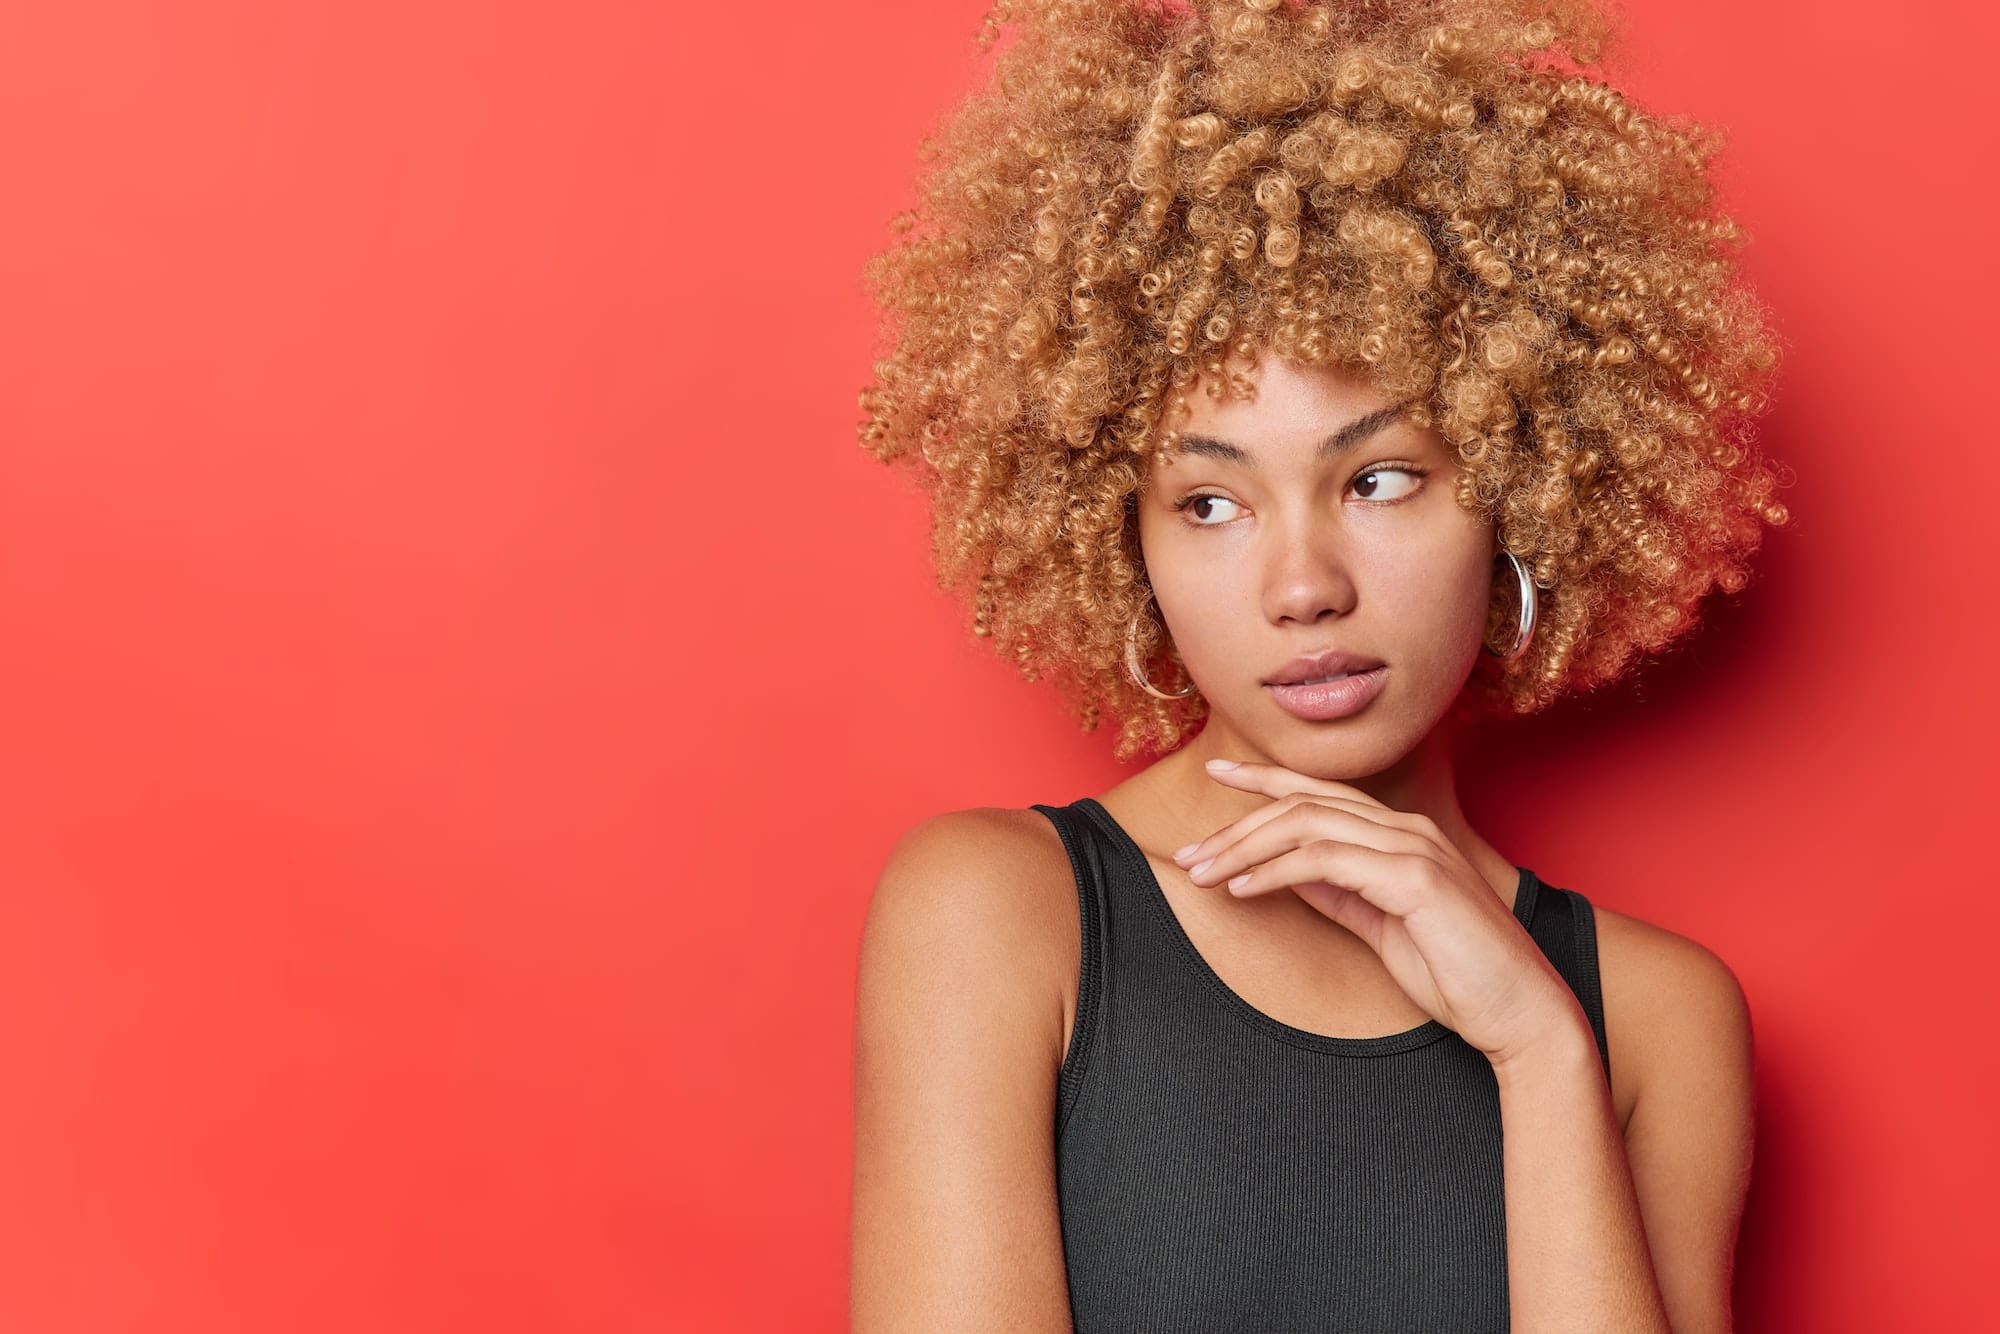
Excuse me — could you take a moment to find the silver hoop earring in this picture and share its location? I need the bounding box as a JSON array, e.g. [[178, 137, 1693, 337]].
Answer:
[[1484, 549, 1538, 661], [1125, 609, 1197, 700]]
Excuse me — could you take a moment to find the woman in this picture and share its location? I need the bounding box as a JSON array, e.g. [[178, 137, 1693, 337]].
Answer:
[[849, 1, 1787, 1329]]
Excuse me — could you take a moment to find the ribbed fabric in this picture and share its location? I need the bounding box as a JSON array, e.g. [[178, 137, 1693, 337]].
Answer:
[[1029, 796, 1610, 1334]]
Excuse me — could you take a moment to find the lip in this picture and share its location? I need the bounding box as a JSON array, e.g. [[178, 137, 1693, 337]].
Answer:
[[1264, 666, 1389, 721], [1263, 647, 1387, 687]]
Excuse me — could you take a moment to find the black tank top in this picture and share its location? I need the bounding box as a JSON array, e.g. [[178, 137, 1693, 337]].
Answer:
[[1030, 796, 1610, 1333]]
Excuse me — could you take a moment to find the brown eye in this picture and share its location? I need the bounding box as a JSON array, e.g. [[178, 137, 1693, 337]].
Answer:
[[1349, 467, 1425, 502], [1172, 493, 1244, 526]]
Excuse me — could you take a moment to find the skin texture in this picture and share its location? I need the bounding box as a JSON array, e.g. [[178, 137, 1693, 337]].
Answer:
[[851, 350, 1756, 1332]]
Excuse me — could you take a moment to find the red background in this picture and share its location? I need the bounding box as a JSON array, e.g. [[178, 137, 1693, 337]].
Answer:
[[0, 1, 1993, 1329]]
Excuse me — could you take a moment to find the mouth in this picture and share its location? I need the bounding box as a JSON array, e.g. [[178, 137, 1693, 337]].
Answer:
[[1261, 647, 1387, 688], [1263, 666, 1389, 721]]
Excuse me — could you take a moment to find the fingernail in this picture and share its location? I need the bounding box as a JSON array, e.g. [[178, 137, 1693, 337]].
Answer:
[[1172, 843, 1200, 862], [1190, 858, 1215, 878], [1205, 759, 1238, 771]]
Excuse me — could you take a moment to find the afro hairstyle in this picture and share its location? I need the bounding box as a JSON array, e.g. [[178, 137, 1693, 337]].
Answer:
[[857, 0, 1791, 762]]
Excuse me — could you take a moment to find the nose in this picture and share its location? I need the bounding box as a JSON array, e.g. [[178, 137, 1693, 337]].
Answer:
[[1260, 517, 1359, 627]]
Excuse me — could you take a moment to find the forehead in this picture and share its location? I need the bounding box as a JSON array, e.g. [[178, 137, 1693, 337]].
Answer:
[[1181, 355, 1389, 422], [1151, 354, 1411, 466]]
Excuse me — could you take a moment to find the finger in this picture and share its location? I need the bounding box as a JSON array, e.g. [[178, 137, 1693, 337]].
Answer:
[[1177, 787, 1416, 874], [1203, 758, 1396, 812], [1188, 802, 1432, 890], [1221, 838, 1431, 919], [1292, 880, 1391, 953], [1176, 792, 1368, 876]]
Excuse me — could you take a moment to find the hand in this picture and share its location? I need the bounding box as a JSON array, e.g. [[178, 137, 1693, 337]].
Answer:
[[1172, 758, 1584, 1067]]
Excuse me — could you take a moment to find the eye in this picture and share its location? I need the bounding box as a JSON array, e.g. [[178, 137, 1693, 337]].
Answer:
[[1348, 465, 1427, 502], [1169, 492, 1244, 527], [1170, 465, 1430, 528]]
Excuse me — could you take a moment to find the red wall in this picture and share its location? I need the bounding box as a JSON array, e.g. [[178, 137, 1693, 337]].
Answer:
[[0, 1, 1991, 1329]]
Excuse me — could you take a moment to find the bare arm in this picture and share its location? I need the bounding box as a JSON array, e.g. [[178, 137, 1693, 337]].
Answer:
[[849, 810, 1076, 1332], [1496, 918, 1755, 1331], [1495, 1012, 1670, 1330], [1612, 923, 1757, 1332]]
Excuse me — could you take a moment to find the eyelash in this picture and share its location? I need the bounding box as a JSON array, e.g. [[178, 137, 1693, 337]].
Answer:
[[1168, 464, 1432, 526]]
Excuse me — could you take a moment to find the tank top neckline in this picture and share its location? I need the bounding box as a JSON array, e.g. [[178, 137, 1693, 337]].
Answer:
[[1073, 795, 1543, 1057]]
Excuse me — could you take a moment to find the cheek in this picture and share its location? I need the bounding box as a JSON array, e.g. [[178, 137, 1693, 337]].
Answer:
[[1355, 531, 1496, 645], [1137, 505, 1236, 594], [1150, 559, 1246, 652], [1378, 543, 1488, 603], [1140, 547, 1250, 671]]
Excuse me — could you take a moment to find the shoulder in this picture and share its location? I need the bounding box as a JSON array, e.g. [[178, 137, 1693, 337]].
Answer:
[[1583, 898, 1758, 1325], [865, 805, 1076, 953], [858, 805, 1079, 1065], [1588, 900, 1755, 1131], [850, 806, 1081, 1325]]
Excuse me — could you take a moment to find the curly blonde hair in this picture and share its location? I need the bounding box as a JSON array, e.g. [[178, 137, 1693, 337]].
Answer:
[[857, 0, 1791, 762]]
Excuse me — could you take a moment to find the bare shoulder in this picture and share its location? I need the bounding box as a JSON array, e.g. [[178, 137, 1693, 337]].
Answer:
[[873, 803, 1076, 892], [861, 805, 1079, 1040], [1587, 900, 1758, 1329], [851, 805, 1081, 1328], [1589, 901, 1755, 1131]]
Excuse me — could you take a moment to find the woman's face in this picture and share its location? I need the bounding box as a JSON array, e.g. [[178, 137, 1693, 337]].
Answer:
[[1137, 351, 1498, 777]]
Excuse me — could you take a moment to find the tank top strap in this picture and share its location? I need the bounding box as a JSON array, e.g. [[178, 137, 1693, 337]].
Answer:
[[1515, 873, 1611, 1080], [1029, 800, 1112, 1136]]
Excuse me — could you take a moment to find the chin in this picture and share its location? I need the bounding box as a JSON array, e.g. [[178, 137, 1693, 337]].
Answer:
[[1259, 728, 1414, 783]]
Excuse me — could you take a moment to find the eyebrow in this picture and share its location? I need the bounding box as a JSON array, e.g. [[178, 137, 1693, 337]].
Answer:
[[1170, 403, 1409, 468]]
